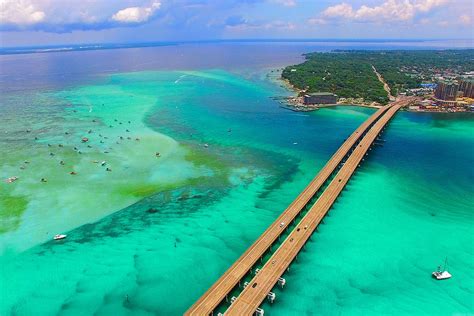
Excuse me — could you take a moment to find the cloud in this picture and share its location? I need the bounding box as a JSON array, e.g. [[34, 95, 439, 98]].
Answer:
[[418, 18, 430, 25], [438, 20, 449, 27], [225, 15, 248, 27], [1, 0, 465, 40], [459, 14, 472, 26], [225, 17, 295, 31], [0, 0, 162, 32], [0, 0, 46, 25], [111, 1, 161, 23], [308, 18, 327, 25], [271, 0, 297, 6], [413, 0, 449, 12], [223, 15, 296, 30], [0, 0, 268, 33], [319, 0, 449, 23]]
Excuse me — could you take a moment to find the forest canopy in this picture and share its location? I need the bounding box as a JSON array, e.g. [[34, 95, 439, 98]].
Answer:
[[281, 50, 474, 105]]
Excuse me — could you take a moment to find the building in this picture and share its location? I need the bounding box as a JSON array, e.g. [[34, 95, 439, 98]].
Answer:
[[303, 92, 337, 105], [434, 81, 458, 101], [435, 99, 458, 107], [420, 83, 437, 89], [458, 79, 474, 98]]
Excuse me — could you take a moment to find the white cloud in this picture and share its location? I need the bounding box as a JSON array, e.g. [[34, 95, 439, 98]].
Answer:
[[111, 1, 161, 23], [0, 0, 46, 25], [322, 3, 354, 19], [269, 21, 296, 30], [226, 20, 296, 31], [308, 18, 327, 25], [459, 14, 472, 25], [414, 0, 449, 12], [0, 0, 162, 31], [438, 20, 449, 27], [271, 0, 297, 7], [320, 0, 449, 23], [418, 18, 430, 24]]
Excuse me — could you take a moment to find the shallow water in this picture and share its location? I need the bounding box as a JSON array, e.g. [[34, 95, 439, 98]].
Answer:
[[1, 44, 473, 315]]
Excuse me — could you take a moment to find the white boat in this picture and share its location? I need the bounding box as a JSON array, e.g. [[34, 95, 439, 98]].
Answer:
[[433, 271, 451, 280], [5, 176, 18, 183], [54, 234, 67, 240], [432, 258, 451, 280]]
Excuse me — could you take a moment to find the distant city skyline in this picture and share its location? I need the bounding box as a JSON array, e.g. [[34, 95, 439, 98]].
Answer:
[[0, 0, 473, 47]]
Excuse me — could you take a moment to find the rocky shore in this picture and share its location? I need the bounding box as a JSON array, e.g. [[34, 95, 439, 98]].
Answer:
[[278, 95, 382, 112]]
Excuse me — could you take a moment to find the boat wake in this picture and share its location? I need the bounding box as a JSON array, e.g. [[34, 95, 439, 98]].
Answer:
[[174, 75, 187, 84]]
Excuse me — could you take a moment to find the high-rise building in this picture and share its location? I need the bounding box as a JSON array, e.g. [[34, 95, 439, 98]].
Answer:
[[458, 79, 474, 98], [434, 81, 458, 101]]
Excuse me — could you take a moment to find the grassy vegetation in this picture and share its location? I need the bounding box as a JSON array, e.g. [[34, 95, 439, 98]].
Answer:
[[0, 194, 28, 233]]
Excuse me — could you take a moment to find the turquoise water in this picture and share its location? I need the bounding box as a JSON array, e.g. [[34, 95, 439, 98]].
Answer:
[[266, 113, 474, 315], [1, 46, 473, 315]]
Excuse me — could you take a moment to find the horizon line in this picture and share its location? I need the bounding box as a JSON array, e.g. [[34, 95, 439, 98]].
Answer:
[[1, 38, 473, 55]]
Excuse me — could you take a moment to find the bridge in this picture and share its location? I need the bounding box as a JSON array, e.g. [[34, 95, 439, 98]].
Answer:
[[186, 99, 412, 316]]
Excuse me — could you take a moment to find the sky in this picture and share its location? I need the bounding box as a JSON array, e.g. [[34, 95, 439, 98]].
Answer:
[[0, 0, 473, 47]]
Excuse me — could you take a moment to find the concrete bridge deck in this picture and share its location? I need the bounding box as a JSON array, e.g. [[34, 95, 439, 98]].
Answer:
[[225, 101, 407, 315], [185, 97, 412, 315], [185, 106, 390, 315]]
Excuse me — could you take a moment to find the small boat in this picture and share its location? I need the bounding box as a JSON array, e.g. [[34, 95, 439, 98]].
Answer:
[[81, 137, 89, 143], [5, 176, 19, 183], [54, 234, 67, 240], [432, 258, 451, 280], [204, 143, 209, 148], [101, 161, 107, 166]]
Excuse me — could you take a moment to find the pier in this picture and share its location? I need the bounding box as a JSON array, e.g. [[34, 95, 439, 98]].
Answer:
[[186, 98, 413, 316]]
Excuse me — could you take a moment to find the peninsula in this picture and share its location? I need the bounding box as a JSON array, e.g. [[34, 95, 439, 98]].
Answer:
[[281, 50, 474, 112]]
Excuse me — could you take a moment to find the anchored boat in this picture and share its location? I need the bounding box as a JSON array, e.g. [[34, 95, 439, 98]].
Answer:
[[5, 176, 18, 183], [54, 234, 67, 240], [432, 258, 451, 280]]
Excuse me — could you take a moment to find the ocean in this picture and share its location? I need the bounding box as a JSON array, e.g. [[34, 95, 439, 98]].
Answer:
[[0, 41, 473, 315]]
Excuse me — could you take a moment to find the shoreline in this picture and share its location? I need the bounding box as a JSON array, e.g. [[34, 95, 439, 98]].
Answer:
[[275, 73, 386, 112], [279, 102, 381, 112], [276, 74, 471, 114]]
